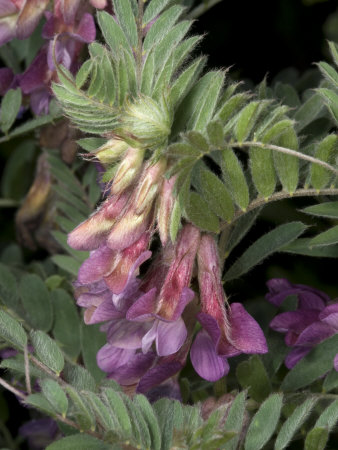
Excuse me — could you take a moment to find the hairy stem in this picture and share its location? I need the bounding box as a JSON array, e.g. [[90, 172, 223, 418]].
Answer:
[[221, 187, 338, 230], [188, 0, 224, 19], [233, 141, 338, 177], [24, 345, 32, 395]]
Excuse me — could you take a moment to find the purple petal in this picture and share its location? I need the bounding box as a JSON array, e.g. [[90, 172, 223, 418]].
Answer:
[[0, 1, 18, 17], [16, 0, 49, 40], [270, 310, 319, 333], [85, 300, 123, 324], [0, 68, 14, 95], [155, 287, 194, 322], [74, 13, 96, 42], [112, 277, 141, 312], [285, 347, 311, 369], [319, 303, 338, 331], [109, 352, 156, 385], [334, 354, 338, 372], [137, 360, 183, 393], [20, 48, 48, 93], [126, 288, 157, 322], [107, 320, 151, 349], [97, 344, 135, 372], [0, 17, 17, 46], [30, 89, 51, 115], [61, 0, 81, 24], [78, 245, 116, 284], [295, 321, 335, 347], [225, 303, 268, 355], [156, 317, 187, 356], [190, 330, 229, 382], [77, 290, 111, 308], [197, 312, 222, 348]]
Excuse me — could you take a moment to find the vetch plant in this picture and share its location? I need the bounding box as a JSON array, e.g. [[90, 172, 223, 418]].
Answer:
[[1, 0, 338, 449]]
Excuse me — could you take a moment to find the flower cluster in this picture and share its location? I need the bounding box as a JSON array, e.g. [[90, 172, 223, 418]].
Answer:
[[0, 0, 107, 114], [68, 147, 268, 390], [266, 278, 338, 370]]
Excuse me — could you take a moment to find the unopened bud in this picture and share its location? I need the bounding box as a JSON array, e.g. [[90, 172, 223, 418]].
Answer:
[[156, 176, 176, 246], [134, 159, 166, 215], [111, 147, 145, 194], [116, 95, 172, 150], [94, 139, 128, 164]]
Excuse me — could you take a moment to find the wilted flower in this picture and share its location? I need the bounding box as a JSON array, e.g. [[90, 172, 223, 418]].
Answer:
[[267, 278, 338, 369]]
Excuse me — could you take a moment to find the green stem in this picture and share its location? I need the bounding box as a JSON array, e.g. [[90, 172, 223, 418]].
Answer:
[[188, 0, 224, 19], [233, 141, 338, 177], [221, 187, 338, 230]]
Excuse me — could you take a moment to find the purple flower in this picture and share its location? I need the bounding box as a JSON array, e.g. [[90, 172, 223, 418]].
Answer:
[[19, 418, 59, 450], [266, 278, 338, 369], [190, 235, 267, 381]]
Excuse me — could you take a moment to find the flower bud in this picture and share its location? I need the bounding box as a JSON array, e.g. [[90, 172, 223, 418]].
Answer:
[[117, 95, 172, 150], [111, 147, 145, 194], [156, 176, 176, 246], [94, 139, 128, 164]]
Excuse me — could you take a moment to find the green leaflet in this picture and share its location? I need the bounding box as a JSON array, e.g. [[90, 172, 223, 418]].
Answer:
[[185, 191, 220, 233], [41, 379, 68, 417], [236, 355, 271, 402], [0, 310, 27, 350], [294, 92, 324, 132], [235, 101, 260, 142], [198, 168, 234, 222], [30, 330, 64, 375], [80, 323, 106, 382], [97, 11, 132, 55], [224, 222, 307, 282], [46, 434, 111, 450], [310, 225, 338, 247], [302, 201, 338, 219], [310, 134, 338, 190], [0, 262, 20, 311], [244, 393, 283, 450], [170, 57, 206, 108], [273, 127, 299, 194], [113, 0, 138, 49], [281, 334, 338, 391], [221, 148, 249, 211], [275, 397, 318, 450], [315, 399, 338, 433], [281, 238, 338, 258], [65, 385, 95, 430], [0, 88, 22, 133], [304, 428, 328, 450], [143, 0, 173, 24], [223, 391, 247, 450], [249, 145, 276, 199]]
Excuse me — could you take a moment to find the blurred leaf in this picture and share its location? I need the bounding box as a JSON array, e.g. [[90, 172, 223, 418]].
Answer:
[[83, 391, 115, 431], [63, 363, 96, 392], [80, 323, 106, 382], [236, 355, 271, 402], [0, 263, 19, 311], [25, 393, 56, 416], [223, 391, 247, 450], [281, 334, 338, 391], [301, 201, 338, 219], [65, 386, 95, 430], [310, 225, 338, 247], [30, 330, 64, 375], [46, 434, 111, 449], [224, 222, 307, 282], [19, 274, 53, 332], [323, 369, 338, 392], [51, 255, 82, 277], [0, 88, 22, 133], [102, 389, 132, 437], [281, 238, 338, 257], [315, 399, 338, 432], [51, 289, 81, 360], [310, 134, 338, 189], [304, 427, 328, 450]]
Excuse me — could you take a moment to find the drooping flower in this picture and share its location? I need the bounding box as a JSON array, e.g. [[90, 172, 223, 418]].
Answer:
[[266, 278, 338, 369], [191, 235, 268, 381]]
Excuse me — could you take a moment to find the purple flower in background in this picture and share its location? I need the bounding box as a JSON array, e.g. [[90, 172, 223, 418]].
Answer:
[[266, 278, 338, 369], [19, 418, 59, 450], [190, 235, 268, 381]]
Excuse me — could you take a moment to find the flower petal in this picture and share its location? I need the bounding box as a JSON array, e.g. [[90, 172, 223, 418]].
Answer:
[[126, 288, 157, 321], [285, 347, 311, 369], [137, 360, 183, 394], [295, 321, 335, 347], [107, 320, 151, 349], [156, 317, 187, 356], [319, 303, 338, 331], [270, 310, 319, 333], [190, 330, 229, 382], [109, 352, 156, 385], [142, 321, 158, 353], [334, 354, 338, 372], [78, 245, 116, 284], [97, 344, 135, 372]]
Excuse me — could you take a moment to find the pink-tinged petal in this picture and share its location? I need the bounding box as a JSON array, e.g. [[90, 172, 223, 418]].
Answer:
[[20, 48, 49, 93], [266, 278, 293, 296], [137, 360, 183, 393], [74, 13, 96, 42], [0, 67, 14, 95], [156, 317, 187, 356], [16, 0, 49, 40], [112, 277, 141, 312], [225, 303, 268, 355], [85, 300, 123, 324], [108, 352, 156, 385], [67, 191, 130, 251], [295, 322, 335, 347], [30, 89, 51, 115], [319, 303, 338, 331], [157, 176, 176, 246], [107, 320, 151, 349], [47, 40, 73, 72], [126, 288, 157, 321], [0, 1, 18, 16], [0, 15, 16, 46], [190, 330, 230, 382], [270, 310, 319, 333], [285, 330, 300, 347], [41, 12, 55, 39], [78, 245, 116, 284], [334, 354, 338, 372], [77, 289, 111, 308], [197, 312, 222, 348], [104, 232, 151, 294], [142, 321, 158, 353], [285, 347, 311, 369], [97, 344, 135, 372], [60, 0, 81, 24]]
